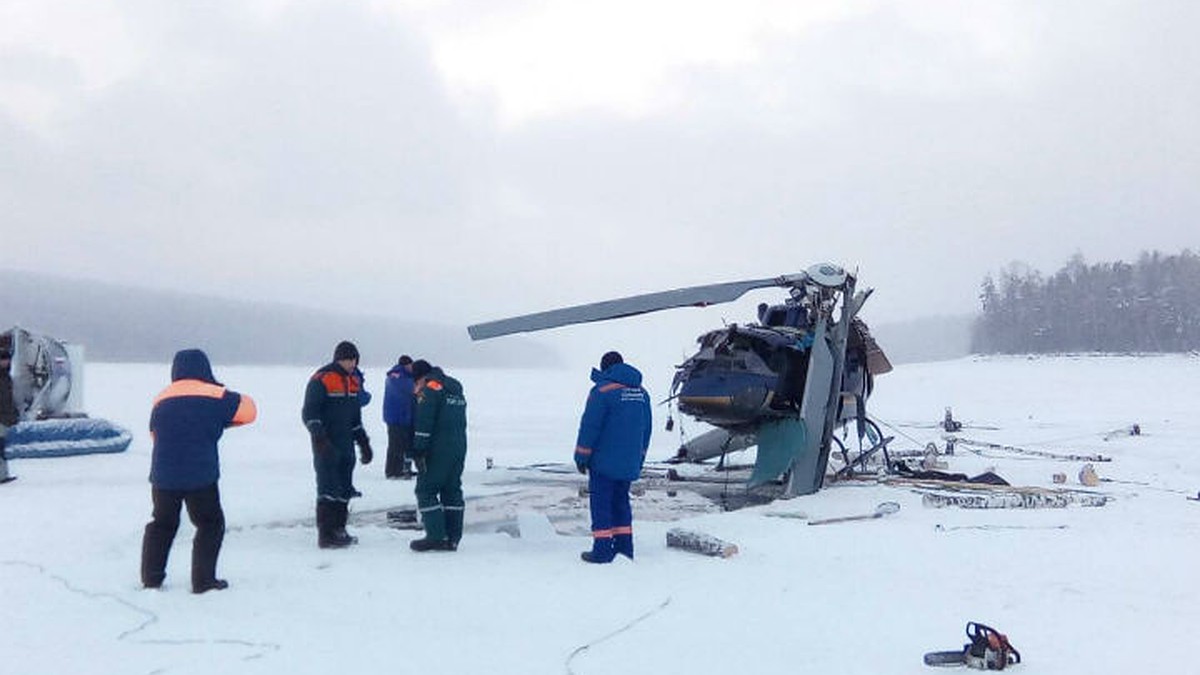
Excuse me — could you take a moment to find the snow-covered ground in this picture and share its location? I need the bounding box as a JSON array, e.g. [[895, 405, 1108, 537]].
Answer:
[[3, 354, 1199, 674]]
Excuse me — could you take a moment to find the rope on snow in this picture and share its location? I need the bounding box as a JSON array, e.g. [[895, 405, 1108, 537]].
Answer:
[[565, 596, 672, 675]]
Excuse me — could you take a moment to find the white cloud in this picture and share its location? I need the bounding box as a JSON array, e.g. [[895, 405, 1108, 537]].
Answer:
[[417, 0, 874, 124]]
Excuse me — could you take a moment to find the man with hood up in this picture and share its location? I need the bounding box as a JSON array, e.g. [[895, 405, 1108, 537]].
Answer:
[[303, 340, 373, 548], [574, 351, 652, 563], [142, 349, 257, 593]]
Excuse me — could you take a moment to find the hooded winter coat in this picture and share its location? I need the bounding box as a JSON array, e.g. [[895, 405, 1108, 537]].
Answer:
[[149, 349, 257, 490], [574, 362, 652, 481]]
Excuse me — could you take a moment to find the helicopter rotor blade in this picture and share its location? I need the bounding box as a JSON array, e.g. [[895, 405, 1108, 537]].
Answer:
[[468, 274, 806, 340]]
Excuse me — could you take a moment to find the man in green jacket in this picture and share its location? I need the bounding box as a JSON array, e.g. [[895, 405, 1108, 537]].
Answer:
[[407, 359, 467, 552]]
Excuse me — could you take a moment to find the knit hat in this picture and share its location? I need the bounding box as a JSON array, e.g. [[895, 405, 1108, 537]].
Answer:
[[397, 355, 413, 366], [334, 341, 359, 361], [599, 351, 623, 371], [410, 359, 432, 380]]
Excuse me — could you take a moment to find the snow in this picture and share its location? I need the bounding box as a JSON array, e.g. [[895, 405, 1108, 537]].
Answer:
[[3, 354, 1200, 674]]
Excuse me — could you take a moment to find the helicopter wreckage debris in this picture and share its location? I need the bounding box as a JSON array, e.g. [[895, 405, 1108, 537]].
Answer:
[[946, 435, 1111, 463], [354, 411, 1126, 538], [466, 264, 893, 498], [808, 500, 900, 525], [886, 477, 1110, 509], [921, 490, 1108, 509]]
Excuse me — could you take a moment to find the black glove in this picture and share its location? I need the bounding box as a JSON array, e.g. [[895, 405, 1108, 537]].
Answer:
[[576, 461, 588, 475], [310, 431, 332, 456], [354, 429, 373, 465], [411, 455, 427, 475]]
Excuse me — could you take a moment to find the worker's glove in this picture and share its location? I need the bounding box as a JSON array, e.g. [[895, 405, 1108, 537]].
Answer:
[[353, 429, 373, 465], [310, 431, 332, 456], [412, 455, 427, 475], [576, 460, 588, 475]]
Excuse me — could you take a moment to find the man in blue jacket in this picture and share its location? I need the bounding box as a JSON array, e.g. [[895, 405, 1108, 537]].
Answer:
[[141, 349, 257, 593], [574, 351, 652, 563], [383, 355, 415, 479]]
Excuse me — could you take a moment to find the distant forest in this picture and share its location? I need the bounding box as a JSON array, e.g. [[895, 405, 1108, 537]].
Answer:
[[971, 250, 1200, 354], [0, 270, 558, 368]]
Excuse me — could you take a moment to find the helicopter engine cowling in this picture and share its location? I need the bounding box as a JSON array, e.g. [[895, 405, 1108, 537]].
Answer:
[[675, 372, 775, 426], [672, 325, 806, 427], [671, 319, 884, 434]]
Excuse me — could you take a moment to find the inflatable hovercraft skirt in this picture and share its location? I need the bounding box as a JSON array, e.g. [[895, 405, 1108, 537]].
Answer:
[[6, 418, 133, 459]]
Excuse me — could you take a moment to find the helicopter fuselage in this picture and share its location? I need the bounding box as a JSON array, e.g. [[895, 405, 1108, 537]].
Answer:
[[671, 318, 878, 430]]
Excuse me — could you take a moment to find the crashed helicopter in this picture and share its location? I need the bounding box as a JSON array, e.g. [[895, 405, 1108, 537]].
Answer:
[[467, 263, 892, 497]]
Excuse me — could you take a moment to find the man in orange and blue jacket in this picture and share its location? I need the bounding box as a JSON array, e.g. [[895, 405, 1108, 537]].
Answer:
[[141, 349, 256, 593], [303, 340, 373, 548]]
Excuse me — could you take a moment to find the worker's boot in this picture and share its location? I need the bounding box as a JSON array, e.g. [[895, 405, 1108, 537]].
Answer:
[[410, 508, 452, 551], [445, 506, 464, 550], [614, 533, 634, 560], [317, 501, 349, 549], [581, 536, 615, 564], [333, 501, 358, 546]]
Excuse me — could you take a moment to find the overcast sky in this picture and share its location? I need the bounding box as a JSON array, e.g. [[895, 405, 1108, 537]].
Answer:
[[2, 0, 1196, 345]]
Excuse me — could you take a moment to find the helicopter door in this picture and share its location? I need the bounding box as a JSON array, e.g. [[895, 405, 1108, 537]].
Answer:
[[748, 416, 807, 488], [770, 348, 808, 411]]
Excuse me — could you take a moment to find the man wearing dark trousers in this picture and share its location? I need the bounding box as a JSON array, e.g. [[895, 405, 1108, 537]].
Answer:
[[408, 360, 468, 552], [574, 351, 652, 563], [141, 349, 257, 592], [303, 341, 373, 549], [0, 348, 18, 484], [383, 355, 416, 479]]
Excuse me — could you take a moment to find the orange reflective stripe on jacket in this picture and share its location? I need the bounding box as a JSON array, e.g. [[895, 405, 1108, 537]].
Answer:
[[231, 394, 257, 426], [153, 380, 227, 407]]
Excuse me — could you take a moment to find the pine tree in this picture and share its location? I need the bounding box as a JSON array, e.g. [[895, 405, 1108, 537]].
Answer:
[[974, 249, 1200, 354]]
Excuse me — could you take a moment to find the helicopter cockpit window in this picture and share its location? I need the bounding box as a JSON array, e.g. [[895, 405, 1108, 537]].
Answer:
[[759, 304, 810, 329], [784, 306, 809, 328], [762, 305, 787, 327]]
